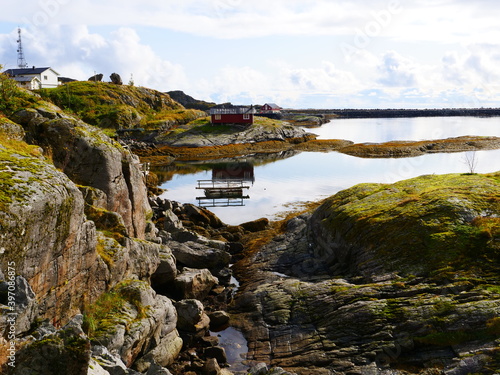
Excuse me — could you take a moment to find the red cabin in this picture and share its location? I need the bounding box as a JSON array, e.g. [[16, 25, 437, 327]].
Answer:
[[260, 103, 282, 113], [210, 106, 255, 125]]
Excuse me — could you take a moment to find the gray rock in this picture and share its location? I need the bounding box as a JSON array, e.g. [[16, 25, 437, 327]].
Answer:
[[151, 247, 177, 291], [168, 241, 231, 272], [91, 345, 128, 375], [175, 299, 210, 333], [204, 345, 227, 365], [163, 209, 183, 232], [146, 363, 173, 375], [92, 281, 179, 368], [88, 73, 103, 82], [110, 73, 123, 85], [248, 362, 268, 375], [174, 267, 218, 300], [133, 329, 183, 372]]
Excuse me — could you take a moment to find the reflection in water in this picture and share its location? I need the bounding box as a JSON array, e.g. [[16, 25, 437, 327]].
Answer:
[[195, 163, 255, 208], [310, 116, 500, 143], [210, 327, 249, 373], [159, 117, 500, 225]]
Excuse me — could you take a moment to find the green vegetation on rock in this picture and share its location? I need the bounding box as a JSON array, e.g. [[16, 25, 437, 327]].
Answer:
[[312, 172, 500, 278], [38, 81, 205, 133], [82, 280, 149, 340]]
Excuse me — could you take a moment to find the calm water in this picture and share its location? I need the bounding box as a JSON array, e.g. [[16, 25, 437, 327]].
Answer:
[[158, 117, 500, 225]]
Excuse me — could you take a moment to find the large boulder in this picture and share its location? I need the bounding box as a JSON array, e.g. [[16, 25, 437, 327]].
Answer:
[[88, 280, 181, 368], [6, 315, 90, 375], [308, 173, 500, 279], [168, 241, 231, 272], [0, 137, 107, 326], [110, 73, 123, 85], [11, 105, 151, 239]]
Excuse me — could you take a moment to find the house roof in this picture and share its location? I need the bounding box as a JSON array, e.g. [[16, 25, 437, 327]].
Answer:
[[13, 76, 41, 82], [263, 103, 281, 110], [4, 67, 60, 76]]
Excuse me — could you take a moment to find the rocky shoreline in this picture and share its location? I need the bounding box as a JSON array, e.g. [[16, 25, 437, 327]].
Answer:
[[1, 83, 499, 375], [131, 130, 500, 165], [229, 173, 500, 374]]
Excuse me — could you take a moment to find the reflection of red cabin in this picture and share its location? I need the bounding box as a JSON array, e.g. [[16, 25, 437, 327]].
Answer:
[[212, 162, 255, 183], [210, 106, 255, 125], [260, 103, 282, 113]]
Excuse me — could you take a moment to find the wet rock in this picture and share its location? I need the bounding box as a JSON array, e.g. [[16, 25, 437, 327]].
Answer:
[[208, 311, 230, 330], [204, 345, 227, 365], [174, 268, 218, 300]]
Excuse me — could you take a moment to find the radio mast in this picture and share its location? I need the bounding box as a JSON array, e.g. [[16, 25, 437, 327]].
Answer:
[[17, 28, 28, 68]]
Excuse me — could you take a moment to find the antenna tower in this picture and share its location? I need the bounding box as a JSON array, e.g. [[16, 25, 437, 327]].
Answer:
[[17, 28, 28, 68]]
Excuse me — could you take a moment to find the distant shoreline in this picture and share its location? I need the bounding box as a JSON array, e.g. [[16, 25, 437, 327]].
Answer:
[[286, 107, 500, 119]]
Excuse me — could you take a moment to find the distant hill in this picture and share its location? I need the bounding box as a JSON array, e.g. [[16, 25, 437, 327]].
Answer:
[[167, 90, 216, 111]]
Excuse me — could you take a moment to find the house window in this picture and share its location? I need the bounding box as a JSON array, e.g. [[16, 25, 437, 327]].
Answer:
[[243, 114, 250, 120], [44, 75, 48, 80], [215, 115, 221, 120]]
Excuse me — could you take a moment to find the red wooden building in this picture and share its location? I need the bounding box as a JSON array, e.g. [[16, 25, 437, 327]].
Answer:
[[260, 103, 282, 113], [209, 106, 256, 125]]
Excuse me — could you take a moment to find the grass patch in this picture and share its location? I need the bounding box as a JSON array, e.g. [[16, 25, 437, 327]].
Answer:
[[82, 280, 149, 340]]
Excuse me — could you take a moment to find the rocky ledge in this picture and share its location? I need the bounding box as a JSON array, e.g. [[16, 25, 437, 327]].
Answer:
[[231, 172, 500, 375]]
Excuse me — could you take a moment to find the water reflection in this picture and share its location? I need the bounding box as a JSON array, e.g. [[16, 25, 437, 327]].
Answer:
[[310, 116, 500, 143], [195, 162, 254, 208], [157, 117, 500, 225]]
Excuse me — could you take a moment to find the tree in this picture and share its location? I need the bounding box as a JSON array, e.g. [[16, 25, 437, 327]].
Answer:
[[463, 151, 478, 174]]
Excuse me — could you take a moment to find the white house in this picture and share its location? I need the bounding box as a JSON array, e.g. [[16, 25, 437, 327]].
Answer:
[[12, 75, 42, 90], [3, 67, 60, 89]]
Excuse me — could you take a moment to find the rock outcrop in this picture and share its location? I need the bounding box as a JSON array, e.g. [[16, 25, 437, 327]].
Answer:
[[161, 121, 313, 148], [11, 104, 151, 239], [232, 173, 500, 374]]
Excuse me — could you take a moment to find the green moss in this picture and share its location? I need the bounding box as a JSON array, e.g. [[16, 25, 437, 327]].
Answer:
[[315, 173, 500, 277], [82, 280, 150, 340], [96, 233, 122, 267], [38, 81, 204, 132]]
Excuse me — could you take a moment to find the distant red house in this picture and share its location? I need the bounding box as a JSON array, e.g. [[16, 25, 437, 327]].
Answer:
[[260, 103, 282, 113], [210, 106, 256, 125]]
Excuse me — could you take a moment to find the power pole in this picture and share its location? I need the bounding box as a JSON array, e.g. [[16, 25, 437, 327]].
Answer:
[[17, 28, 28, 68]]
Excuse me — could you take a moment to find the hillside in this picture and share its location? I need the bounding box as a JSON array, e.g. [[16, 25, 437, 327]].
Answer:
[[38, 81, 206, 133]]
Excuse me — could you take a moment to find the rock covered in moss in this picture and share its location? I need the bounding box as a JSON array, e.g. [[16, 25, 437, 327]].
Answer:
[[86, 280, 181, 369], [11, 104, 151, 239], [232, 172, 500, 374], [6, 315, 91, 375], [309, 172, 500, 279], [0, 132, 107, 327]]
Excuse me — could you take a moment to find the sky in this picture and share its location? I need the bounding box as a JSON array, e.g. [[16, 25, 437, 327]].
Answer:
[[2, 0, 500, 109]]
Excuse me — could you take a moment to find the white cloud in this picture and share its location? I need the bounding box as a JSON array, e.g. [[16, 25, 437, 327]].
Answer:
[[4, 0, 499, 42], [1, 25, 187, 90]]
